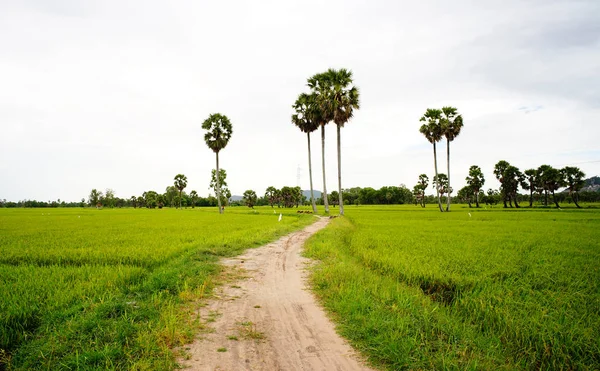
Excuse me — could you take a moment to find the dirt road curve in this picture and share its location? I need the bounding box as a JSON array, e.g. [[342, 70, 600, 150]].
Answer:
[[179, 217, 375, 371]]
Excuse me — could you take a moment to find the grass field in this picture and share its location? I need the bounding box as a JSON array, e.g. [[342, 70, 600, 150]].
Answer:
[[304, 205, 600, 370], [0, 207, 314, 370]]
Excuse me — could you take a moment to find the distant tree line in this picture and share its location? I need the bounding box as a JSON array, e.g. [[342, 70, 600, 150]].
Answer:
[[416, 161, 595, 209]]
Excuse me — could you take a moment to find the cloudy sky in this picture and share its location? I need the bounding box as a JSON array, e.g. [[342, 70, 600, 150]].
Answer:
[[1, 0, 599, 202]]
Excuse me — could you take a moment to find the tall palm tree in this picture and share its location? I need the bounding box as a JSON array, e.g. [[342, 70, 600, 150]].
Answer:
[[202, 113, 233, 214], [307, 72, 334, 214], [324, 68, 360, 216], [419, 109, 444, 212], [173, 174, 188, 209], [441, 106, 463, 211], [292, 93, 320, 214]]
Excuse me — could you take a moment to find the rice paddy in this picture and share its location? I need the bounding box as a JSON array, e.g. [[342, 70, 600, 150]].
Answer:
[[304, 205, 600, 370], [0, 207, 314, 370]]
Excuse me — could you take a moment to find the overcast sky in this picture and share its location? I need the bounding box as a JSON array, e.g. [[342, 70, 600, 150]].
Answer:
[[1, 0, 599, 202]]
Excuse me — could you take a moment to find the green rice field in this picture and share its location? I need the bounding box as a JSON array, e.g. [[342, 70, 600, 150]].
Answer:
[[0, 207, 314, 370], [304, 205, 600, 370]]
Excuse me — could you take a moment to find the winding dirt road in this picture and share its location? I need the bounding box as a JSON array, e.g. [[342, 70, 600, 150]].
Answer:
[[179, 217, 375, 371]]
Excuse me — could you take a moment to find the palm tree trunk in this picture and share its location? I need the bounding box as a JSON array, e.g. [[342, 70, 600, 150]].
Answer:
[[446, 138, 451, 211], [307, 133, 317, 214], [321, 125, 329, 213], [552, 190, 560, 208], [475, 190, 480, 208], [179, 190, 182, 209], [573, 193, 581, 208], [216, 152, 223, 214], [337, 125, 344, 216], [529, 189, 533, 207], [433, 142, 443, 212]]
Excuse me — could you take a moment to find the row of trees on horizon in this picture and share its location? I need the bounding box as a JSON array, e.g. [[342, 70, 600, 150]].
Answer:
[[414, 161, 589, 209], [3, 175, 598, 209]]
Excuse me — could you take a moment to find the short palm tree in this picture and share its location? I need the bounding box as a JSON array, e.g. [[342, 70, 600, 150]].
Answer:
[[292, 93, 320, 214], [202, 113, 233, 214], [174, 174, 188, 209], [324, 68, 360, 216], [419, 109, 444, 212], [441, 106, 463, 211]]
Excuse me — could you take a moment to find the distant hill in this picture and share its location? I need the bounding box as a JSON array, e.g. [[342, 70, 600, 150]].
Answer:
[[231, 190, 321, 202], [303, 190, 322, 199], [582, 176, 600, 192]]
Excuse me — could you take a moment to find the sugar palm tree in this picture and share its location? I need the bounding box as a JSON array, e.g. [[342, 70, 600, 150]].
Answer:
[[465, 165, 484, 208], [419, 109, 444, 212], [173, 174, 188, 209], [292, 92, 320, 214], [441, 106, 463, 211], [307, 72, 334, 214], [324, 68, 360, 216], [561, 166, 585, 208], [202, 113, 233, 214]]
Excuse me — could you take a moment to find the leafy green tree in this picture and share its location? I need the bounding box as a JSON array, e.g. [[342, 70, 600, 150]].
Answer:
[[440, 107, 463, 211], [164, 186, 177, 207], [324, 68, 360, 216], [104, 189, 115, 208], [494, 161, 523, 208], [561, 166, 585, 208], [329, 190, 339, 207], [457, 186, 473, 207], [412, 185, 422, 206], [485, 189, 500, 206], [417, 174, 429, 207], [243, 190, 258, 208], [521, 169, 539, 207], [210, 169, 229, 207], [202, 113, 233, 214], [307, 72, 335, 214], [293, 186, 304, 207], [265, 186, 278, 208], [433, 173, 450, 205], [279, 186, 295, 208], [173, 174, 188, 209], [292, 93, 320, 213], [189, 190, 198, 208], [156, 194, 165, 209], [88, 189, 103, 208], [465, 165, 485, 208], [143, 191, 159, 209], [538, 165, 564, 208], [419, 109, 444, 212]]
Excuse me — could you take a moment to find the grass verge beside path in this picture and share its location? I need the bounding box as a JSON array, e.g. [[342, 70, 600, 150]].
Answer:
[[304, 205, 600, 370], [0, 207, 314, 370]]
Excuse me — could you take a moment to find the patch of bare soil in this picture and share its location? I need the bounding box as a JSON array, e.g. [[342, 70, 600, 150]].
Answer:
[[179, 217, 375, 371]]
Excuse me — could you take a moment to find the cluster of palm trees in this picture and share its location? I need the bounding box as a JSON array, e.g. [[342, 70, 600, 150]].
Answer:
[[292, 68, 360, 216], [419, 107, 463, 212], [493, 161, 586, 208]]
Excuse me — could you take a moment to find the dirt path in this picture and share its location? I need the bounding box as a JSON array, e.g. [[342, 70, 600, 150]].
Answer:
[[179, 217, 375, 371]]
